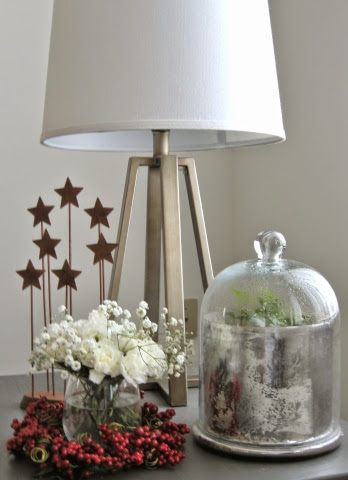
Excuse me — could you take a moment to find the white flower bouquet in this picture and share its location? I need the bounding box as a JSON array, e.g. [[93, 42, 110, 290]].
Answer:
[[30, 300, 193, 387]]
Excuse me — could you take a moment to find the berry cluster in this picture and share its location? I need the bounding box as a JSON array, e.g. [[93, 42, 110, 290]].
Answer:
[[6, 398, 63, 456], [6, 397, 189, 480]]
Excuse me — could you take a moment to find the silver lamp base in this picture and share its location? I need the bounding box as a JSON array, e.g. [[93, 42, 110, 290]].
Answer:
[[108, 131, 213, 406], [192, 421, 343, 458]]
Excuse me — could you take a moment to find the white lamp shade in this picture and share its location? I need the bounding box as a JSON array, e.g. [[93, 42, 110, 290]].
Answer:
[[41, 0, 285, 152]]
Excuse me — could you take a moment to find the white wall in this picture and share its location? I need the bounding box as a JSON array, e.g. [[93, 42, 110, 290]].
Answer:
[[1, 0, 348, 418], [192, 1, 348, 421], [0, 0, 234, 378], [231, 0, 348, 417]]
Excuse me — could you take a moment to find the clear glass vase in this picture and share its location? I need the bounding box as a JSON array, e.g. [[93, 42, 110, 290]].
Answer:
[[63, 375, 142, 443]]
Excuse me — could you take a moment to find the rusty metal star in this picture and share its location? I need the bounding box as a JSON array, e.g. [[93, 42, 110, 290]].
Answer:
[[33, 229, 61, 259], [85, 197, 114, 228], [28, 197, 54, 227], [52, 260, 81, 290], [55, 177, 83, 208], [87, 233, 117, 264], [16, 260, 44, 290]]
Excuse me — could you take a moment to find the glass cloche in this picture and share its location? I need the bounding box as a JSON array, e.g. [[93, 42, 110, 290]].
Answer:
[[193, 231, 342, 457]]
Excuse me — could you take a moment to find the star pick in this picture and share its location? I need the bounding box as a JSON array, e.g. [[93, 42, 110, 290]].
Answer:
[[16, 260, 44, 290], [28, 197, 54, 227], [87, 233, 117, 264], [33, 229, 61, 259], [52, 260, 81, 290], [85, 197, 114, 228], [55, 177, 83, 208]]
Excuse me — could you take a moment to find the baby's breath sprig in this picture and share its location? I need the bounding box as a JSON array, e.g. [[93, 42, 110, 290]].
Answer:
[[29, 299, 193, 387], [161, 308, 194, 377]]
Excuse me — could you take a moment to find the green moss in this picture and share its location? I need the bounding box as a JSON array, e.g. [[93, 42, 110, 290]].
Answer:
[[226, 288, 310, 327]]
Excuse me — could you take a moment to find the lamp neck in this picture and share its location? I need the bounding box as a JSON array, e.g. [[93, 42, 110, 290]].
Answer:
[[152, 130, 170, 157]]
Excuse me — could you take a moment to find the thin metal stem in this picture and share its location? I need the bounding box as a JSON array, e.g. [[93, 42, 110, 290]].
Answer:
[[152, 130, 170, 157]]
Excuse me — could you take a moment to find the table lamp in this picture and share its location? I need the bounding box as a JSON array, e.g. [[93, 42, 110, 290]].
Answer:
[[40, 0, 285, 406]]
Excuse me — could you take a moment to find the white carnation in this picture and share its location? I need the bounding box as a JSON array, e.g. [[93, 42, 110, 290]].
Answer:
[[74, 316, 107, 341], [138, 341, 167, 378], [120, 351, 149, 385], [89, 369, 105, 384], [93, 340, 123, 378], [116, 334, 139, 353]]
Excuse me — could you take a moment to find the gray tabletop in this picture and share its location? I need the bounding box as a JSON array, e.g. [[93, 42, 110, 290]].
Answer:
[[1, 374, 348, 480]]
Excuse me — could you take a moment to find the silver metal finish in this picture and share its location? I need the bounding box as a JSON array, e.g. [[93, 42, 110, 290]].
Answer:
[[180, 158, 214, 290], [195, 231, 342, 456], [108, 157, 157, 301], [144, 165, 162, 342], [197, 320, 342, 455], [109, 131, 213, 406], [192, 421, 343, 458], [160, 154, 187, 405]]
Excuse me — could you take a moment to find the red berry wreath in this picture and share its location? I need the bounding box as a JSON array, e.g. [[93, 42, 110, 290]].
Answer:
[[7, 396, 189, 479]]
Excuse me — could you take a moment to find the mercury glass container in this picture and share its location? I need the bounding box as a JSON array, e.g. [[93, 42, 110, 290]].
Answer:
[[193, 231, 342, 457]]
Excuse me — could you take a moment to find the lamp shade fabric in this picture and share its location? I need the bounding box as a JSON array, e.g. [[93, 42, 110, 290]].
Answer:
[[41, 0, 285, 152]]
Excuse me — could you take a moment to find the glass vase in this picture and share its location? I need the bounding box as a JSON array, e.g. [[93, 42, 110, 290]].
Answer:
[[193, 231, 342, 457], [63, 375, 142, 443]]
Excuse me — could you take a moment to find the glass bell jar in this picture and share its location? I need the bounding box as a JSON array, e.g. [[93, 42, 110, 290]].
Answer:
[[193, 231, 342, 457]]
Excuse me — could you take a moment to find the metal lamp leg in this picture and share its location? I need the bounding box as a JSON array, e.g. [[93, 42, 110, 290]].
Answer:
[[109, 143, 213, 406]]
